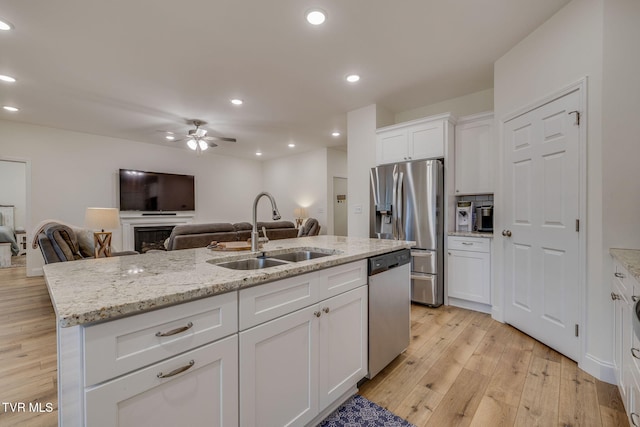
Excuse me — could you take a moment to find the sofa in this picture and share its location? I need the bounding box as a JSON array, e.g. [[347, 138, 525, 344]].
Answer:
[[166, 220, 315, 251]]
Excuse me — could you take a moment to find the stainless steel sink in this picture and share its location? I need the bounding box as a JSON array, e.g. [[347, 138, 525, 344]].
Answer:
[[267, 251, 333, 262], [214, 258, 288, 270]]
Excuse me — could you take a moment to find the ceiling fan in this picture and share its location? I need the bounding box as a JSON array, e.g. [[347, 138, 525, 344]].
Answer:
[[166, 120, 236, 154]]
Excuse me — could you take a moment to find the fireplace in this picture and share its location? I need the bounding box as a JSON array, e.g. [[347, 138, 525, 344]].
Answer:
[[119, 212, 194, 252], [134, 226, 175, 253]]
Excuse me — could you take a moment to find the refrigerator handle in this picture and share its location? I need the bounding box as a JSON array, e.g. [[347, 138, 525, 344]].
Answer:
[[396, 172, 404, 240], [391, 170, 398, 239]]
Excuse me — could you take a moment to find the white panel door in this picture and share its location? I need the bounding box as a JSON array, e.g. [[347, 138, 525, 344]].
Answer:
[[447, 249, 491, 304], [239, 305, 319, 427], [503, 88, 581, 361], [318, 286, 368, 411]]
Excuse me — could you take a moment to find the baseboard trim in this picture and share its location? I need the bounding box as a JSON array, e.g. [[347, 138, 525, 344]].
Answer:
[[580, 352, 616, 384], [447, 297, 492, 314]]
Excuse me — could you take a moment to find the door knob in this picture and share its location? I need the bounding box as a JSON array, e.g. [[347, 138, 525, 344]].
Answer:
[[611, 292, 621, 300], [502, 230, 512, 237]]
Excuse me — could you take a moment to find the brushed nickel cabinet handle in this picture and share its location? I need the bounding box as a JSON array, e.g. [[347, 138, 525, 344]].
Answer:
[[611, 292, 621, 300], [631, 348, 640, 360], [323, 307, 330, 314], [631, 412, 640, 427], [314, 311, 322, 318], [462, 242, 474, 245], [156, 322, 194, 337], [615, 272, 625, 278], [633, 296, 639, 302], [157, 360, 195, 379], [502, 230, 512, 237]]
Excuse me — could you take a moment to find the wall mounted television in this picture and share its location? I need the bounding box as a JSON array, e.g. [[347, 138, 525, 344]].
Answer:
[[119, 169, 195, 212]]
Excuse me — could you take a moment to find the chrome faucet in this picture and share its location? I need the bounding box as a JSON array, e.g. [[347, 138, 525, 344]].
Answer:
[[252, 192, 281, 251]]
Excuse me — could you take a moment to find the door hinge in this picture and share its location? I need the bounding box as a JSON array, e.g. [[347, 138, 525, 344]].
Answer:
[[575, 324, 579, 337], [575, 219, 580, 232], [569, 110, 581, 126]]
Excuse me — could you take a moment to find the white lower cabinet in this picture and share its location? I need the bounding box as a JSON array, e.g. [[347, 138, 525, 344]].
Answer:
[[85, 335, 238, 427], [447, 236, 491, 311], [240, 285, 368, 427]]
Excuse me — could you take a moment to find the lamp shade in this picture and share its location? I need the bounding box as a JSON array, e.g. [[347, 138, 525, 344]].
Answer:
[[85, 208, 120, 231], [294, 207, 308, 218]]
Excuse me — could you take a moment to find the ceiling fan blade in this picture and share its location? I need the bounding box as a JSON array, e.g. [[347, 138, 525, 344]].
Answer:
[[204, 136, 237, 143], [207, 141, 218, 148]]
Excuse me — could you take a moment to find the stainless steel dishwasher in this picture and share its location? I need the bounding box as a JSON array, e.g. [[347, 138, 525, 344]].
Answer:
[[367, 248, 412, 379]]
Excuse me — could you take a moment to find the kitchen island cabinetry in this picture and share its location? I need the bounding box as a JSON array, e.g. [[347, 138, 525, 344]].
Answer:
[[239, 261, 368, 426], [610, 249, 640, 426]]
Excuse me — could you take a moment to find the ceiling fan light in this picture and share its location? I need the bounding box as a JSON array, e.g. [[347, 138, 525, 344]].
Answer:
[[198, 140, 208, 151], [187, 139, 198, 150]]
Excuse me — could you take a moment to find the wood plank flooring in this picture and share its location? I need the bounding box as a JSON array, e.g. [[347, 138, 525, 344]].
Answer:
[[360, 304, 629, 427], [0, 266, 629, 426]]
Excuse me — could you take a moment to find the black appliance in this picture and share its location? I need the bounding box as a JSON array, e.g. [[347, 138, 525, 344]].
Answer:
[[119, 169, 195, 212]]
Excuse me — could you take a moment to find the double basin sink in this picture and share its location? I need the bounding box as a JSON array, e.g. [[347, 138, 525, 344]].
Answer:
[[210, 249, 337, 270]]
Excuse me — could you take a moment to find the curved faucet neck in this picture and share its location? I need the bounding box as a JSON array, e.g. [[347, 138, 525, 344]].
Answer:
[[251, 192, 281, 251]]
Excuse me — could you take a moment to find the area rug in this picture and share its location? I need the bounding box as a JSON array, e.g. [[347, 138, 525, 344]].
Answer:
[[318, 395, 415, 427]]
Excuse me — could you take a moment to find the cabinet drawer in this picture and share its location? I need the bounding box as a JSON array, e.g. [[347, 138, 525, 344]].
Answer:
[[318, 260, 367, 300], [85, 335, 238, 427], [448, 236, 490, 253], [84, 291, 237, 386], [239, 271, 320, 330]]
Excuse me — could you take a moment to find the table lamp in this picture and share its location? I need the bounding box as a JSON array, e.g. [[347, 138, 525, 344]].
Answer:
[[85, 208, 120, 258], [294, 207, 308, 228]]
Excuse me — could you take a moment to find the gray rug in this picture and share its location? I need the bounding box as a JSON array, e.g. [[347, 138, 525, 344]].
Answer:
[[318, 395, 415, 427]]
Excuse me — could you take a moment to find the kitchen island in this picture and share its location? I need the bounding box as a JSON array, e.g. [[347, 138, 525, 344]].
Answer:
[[45, 235, 413, 427]]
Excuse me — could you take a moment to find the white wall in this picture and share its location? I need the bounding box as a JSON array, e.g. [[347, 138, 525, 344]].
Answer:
[[494, 0, 607, 378], [395, 88, 494, 124], [262, 149, 328, 232], [0, 159, 27, 230], [0, 120, 264, 275]]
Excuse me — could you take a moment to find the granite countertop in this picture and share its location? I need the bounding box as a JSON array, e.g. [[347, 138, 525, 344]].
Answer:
[[610, 248, 640, 282], [44, 236, 414, 328], [448, 231, 494, 238]]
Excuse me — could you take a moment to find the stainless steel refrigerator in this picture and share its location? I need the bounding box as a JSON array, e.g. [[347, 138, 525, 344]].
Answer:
[[370, 159, 444, 306]]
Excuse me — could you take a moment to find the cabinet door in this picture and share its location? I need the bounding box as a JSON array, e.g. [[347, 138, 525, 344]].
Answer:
[[318, 286, 368, 411], [240, 305, 319, 427], [455, 117, 493, 194], [85, 335, 238, 427], [447, 249, 491, 304], [377, 129, 407, 165], [407, 120, 444, 160]]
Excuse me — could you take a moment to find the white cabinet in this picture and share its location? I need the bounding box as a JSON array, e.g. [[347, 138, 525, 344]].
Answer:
[[58, 292, 239, 426], [85, 335, 238, 427], [611, 256, 640, 427], [454, 112, 494, 195], [447, 236, 491, 311], [239, 283, 368, 427], [376, 114, 453, 165]]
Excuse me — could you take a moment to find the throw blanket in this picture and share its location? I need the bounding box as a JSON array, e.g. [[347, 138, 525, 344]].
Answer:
[[0, 226, 19, 256]]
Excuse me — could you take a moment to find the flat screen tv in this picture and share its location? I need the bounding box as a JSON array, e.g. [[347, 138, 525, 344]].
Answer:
[[119, 169, 195, 212]]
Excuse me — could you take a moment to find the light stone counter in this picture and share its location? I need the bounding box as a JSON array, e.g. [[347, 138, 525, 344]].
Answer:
[[44, 235, 414, 327], [610, 248, 640, 282], [448, 231, 494, 238]]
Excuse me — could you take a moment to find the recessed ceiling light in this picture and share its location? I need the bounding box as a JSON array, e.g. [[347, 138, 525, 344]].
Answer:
[[256, 151, 263, 156], [0, 19, 13, 31], [346, 74, 360, 83], [3, 106, 19, 112], [0, 75, 16, 83], [165, 135, 175, 141], [331, 132, 341, 137], [306, 9, 326, 25], [288, 143, 295, 148], [230, 98, 243, 105]]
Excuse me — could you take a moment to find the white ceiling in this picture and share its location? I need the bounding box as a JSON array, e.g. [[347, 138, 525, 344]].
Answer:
[[0, 0, 570, 160]]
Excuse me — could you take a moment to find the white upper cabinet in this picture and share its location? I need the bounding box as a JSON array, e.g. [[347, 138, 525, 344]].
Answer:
[[454, 112, 494, 195], [376, 114, 453, 165]]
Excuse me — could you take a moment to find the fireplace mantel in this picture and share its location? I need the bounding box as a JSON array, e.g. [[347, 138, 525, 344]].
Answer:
[[120, 212, 195, 251]]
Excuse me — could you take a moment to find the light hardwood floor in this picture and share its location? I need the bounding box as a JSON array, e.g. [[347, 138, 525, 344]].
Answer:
[[0, 266, 629, 427], [360, 304, 629, 427]]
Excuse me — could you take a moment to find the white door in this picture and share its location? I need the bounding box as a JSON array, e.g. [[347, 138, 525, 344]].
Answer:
[[503, 88, 581, 361], [447, 249, 491, 304], [318, 286, 368, 410], [239, 305, 319, 427], [333, 177, 348, 236]]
